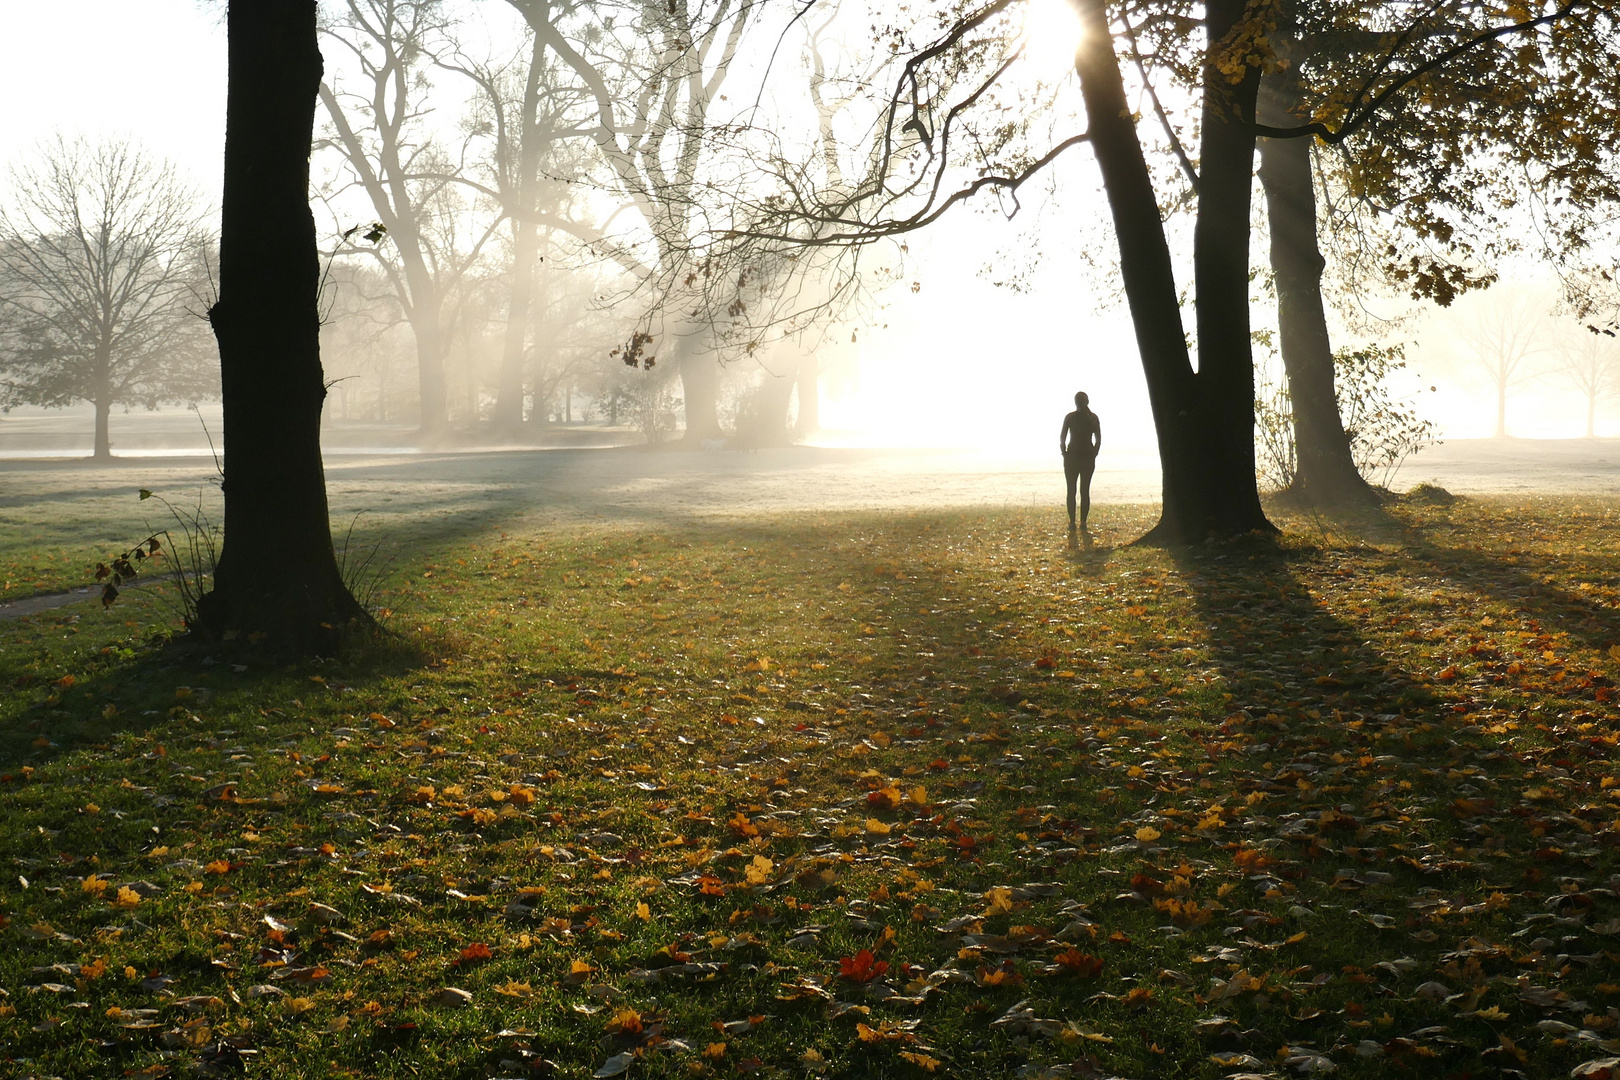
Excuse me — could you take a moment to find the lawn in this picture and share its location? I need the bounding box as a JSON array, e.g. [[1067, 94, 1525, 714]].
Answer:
[[2, 492, 1619, 1079]]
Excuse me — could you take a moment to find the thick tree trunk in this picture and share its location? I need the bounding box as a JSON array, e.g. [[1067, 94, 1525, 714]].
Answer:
[[407, 287, 449, 441], [1496, 383, 1508, 437], [92, 397, 111, 460], [1588, 395, 1596, 438], [676, 339, 725, 443], [1186, 0, 1275, 537], [1258, 58, 1376, 504], [1072, 0, 1272, 542], [736, 366, 797, 448], [198, 0, 366, 655]]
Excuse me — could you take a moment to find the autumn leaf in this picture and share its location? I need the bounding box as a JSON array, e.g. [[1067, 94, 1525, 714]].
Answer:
[[456, 942, 493, 964], [839, 949, 889, 983], [1052, 949, 1104, 977], [866, 785, 902, 810], [899, 1051, 942, 1071], [605, 1008, 644, 1037]]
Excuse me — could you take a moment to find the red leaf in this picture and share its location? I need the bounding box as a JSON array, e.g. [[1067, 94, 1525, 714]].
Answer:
[[839, 949, 889, 983]]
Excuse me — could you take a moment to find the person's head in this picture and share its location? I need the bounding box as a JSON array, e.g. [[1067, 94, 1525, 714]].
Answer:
[[1074, 391, 1089, 408]]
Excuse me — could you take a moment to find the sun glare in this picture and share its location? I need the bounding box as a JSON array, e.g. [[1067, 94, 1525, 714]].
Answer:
[[1021, 0, 1083, 74]]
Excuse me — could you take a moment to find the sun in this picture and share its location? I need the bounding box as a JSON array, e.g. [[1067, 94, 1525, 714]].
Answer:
[[1020, 0, 1084, 75]]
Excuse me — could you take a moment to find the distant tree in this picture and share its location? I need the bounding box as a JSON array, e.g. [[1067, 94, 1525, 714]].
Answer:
[[0, 136, 216, 460], [1441, 288, 1551, 438], [317, 0, 503, 441], [509, 0, 762, 444], [196, 0, 366, 653], [1552, 320, 1620, 437]]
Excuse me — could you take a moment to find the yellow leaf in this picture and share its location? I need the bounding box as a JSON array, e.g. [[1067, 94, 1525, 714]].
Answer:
[[1135, 826, 1162, 843], [983, 887, 1014, 916], [745, 855, 774, 885], [865, 818, 892, 835], [899, 1051, 941, 1071], [704, 1042, 727, 1059], [1474, 1005, 1510, 1020], [635, 901, 651, 921], [1286, 931, 1308, 944], [114, 886, 142, 908]]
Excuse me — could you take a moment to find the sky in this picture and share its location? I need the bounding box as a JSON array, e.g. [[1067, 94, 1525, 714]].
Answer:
[[0, 0, 228, 195], [0, 0, 1609, 460]]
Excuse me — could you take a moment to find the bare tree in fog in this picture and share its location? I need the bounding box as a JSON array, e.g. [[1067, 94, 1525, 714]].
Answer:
[[1442, 289, 1551, 438], [439, 30, 605, 433], [0, 136, 216, 460], [317, 0, 504, 441], [1552, 321, 1620, 438], [509, 0, 761, 444]]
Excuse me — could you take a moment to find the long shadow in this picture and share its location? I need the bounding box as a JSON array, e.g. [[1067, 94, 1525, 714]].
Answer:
[[1298, 498, 1620, 654], [1169, 536, 1439, 727]]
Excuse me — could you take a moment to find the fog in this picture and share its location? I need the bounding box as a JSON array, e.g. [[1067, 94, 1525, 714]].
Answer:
[[1, 0, 1616, 486]]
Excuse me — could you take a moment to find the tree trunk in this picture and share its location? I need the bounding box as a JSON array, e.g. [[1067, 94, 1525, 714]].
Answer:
[[408, 291, 449, 441], [793, 354, 819, 438], [1587, 394, 1596, 438], [736, 367, 796, 448], [676, 340, 725, 443], [492, 40, 546, 434], [1496, 382, 1508, 437], [1072, 0, 1272, 542], [1257, 54, 1376, 504], [1187, 0, 1274, 537], [198, 0, 366, 655], [92, 397, 111, 461]]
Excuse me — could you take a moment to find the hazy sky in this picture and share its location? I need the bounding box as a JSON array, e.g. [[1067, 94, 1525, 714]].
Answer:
[[0, 0, 1608, 453], [1, 0, 227, 191]]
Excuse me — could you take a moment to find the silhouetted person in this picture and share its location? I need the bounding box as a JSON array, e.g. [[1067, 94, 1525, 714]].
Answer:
[[1060, 391, 1101, 531]]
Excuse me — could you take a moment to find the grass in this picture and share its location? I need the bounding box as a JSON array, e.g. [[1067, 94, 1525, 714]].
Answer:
[[1, 493, 1619, 1079]]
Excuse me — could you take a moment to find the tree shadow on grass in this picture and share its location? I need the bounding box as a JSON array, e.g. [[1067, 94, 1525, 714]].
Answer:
[[1294, 496, 1620, 653], [1168, 536, 1441, 730], [0, 590, 446, 776]]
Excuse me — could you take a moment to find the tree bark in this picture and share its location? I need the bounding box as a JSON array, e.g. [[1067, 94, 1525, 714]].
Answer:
[[676, 338, 725, 443], [1072, 0, 1273, 542], [93, 397, 111, 461], [404, 269, 449, 440], [1257, 43, 1376, 504], [1496, 381, 1508, 437], [198, 0, 366, 655], [1186, 0, 1274, 537], [735, 366, 797, 448]]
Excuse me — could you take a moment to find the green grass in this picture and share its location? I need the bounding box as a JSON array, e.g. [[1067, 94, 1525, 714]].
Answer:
[[2, 495, 1619, 1079]]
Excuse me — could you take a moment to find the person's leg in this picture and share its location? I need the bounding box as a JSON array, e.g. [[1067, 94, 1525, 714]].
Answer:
[[1064, 455, 1080, 528], [1080, 458, 1095, 530]]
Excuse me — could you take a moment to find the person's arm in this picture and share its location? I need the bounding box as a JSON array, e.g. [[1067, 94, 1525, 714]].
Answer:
[[1090, 416, 1102, 456], [1060, 414, 1073, 455]]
